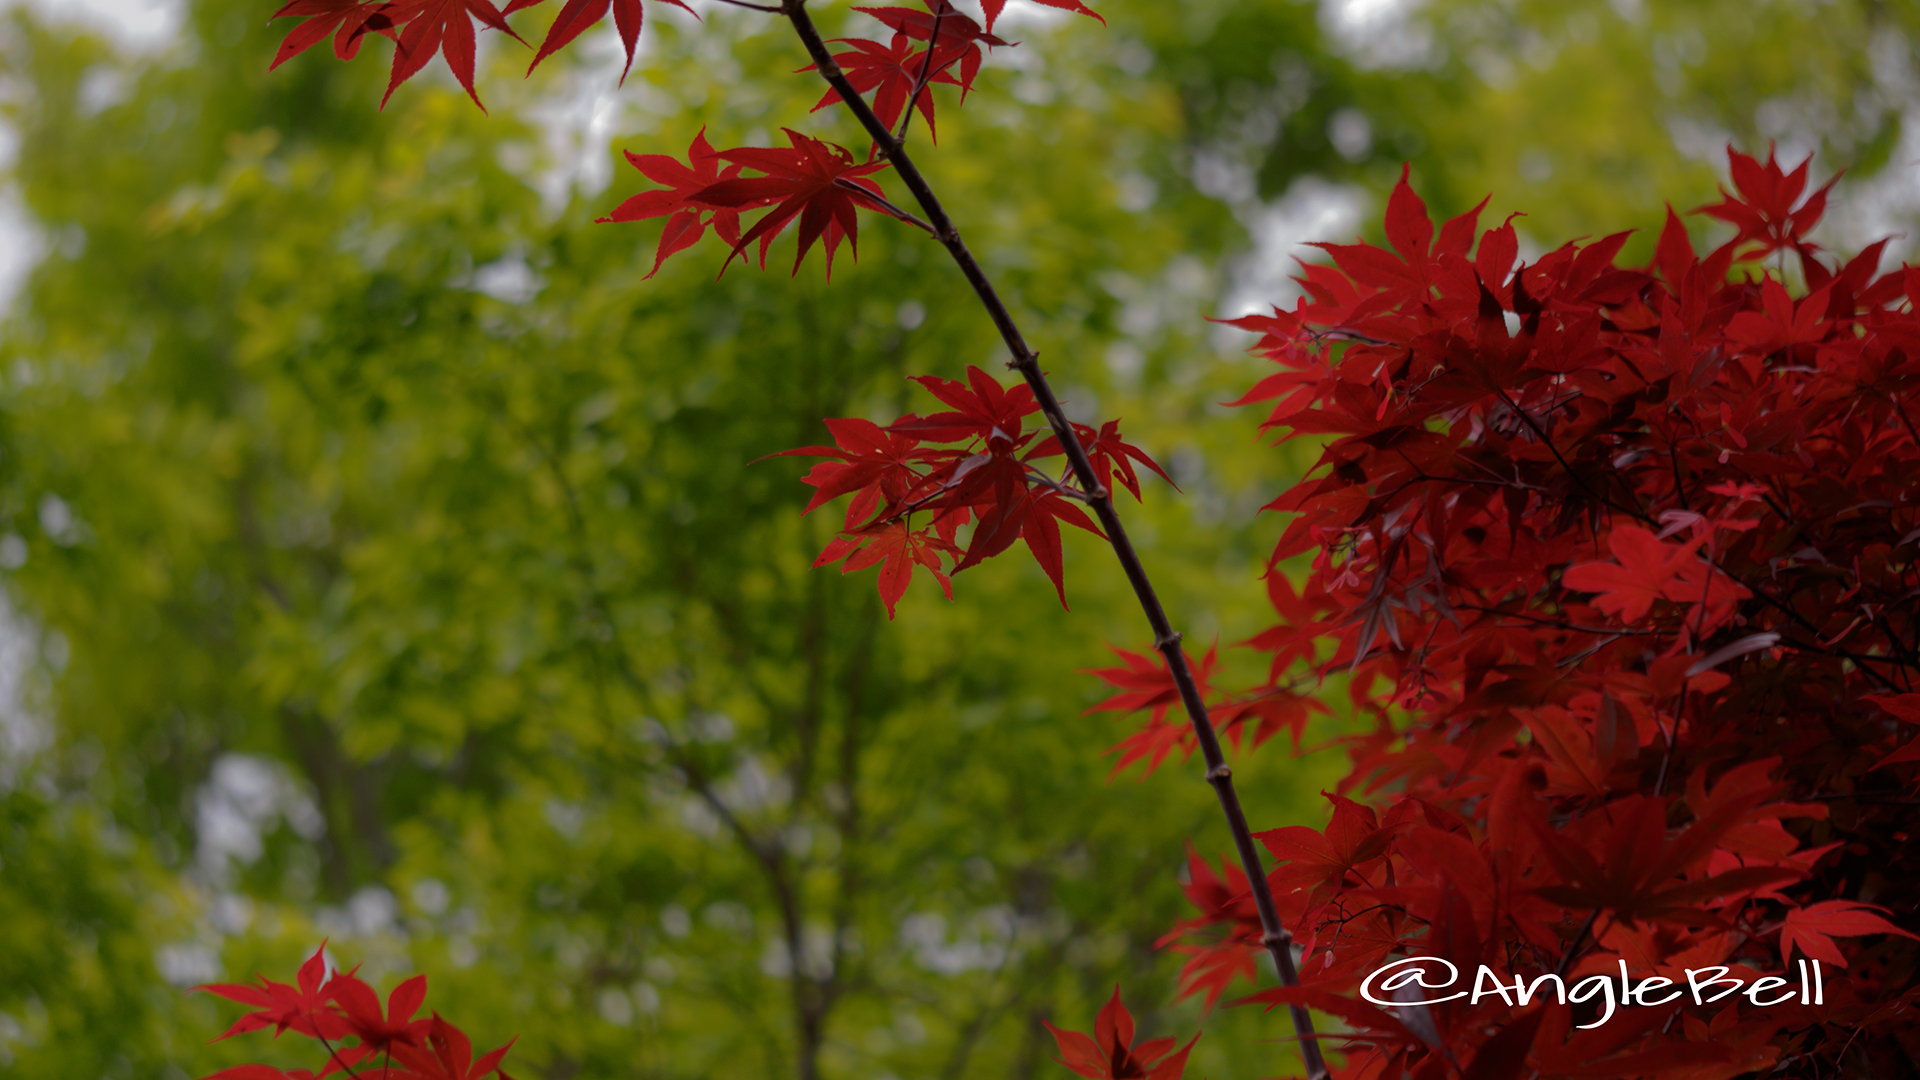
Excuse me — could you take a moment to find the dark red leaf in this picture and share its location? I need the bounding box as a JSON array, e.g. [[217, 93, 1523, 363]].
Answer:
[[376, 0, 529, 112], [690, 130, 897, 278], [504, 0, 693, 84]]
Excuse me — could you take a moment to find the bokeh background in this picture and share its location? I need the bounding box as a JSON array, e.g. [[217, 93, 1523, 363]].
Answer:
[[0, 0, 1913, 1076]]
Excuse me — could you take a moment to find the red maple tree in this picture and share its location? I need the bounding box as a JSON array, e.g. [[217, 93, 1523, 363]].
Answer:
[[1126, 149, 1920, 1077]]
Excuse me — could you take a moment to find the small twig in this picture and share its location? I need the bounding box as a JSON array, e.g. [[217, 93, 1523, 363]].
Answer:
[[711, 0, 784, 11], [1554, 909, 1601, 979], [1305, 326, 1395, 348], [499, 401, 780, 867], [1556, 633, 1626, 669], [1495, 386, 1651, 525], [1763, 620, 1909, 693], [894, 4, 947, 146], [1025, 465, 1094, 502], [1892, 391, 1920, 448], [317, 1034, 364, 1080], [833, 177, 934, 233], [1651, 688, 1683, 797], [1452, 603, 1654, 637]]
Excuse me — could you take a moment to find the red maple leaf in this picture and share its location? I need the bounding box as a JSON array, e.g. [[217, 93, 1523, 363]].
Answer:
[[1561, 524, 1746, 625], [777, 366, 1107, 610], [1028, 419, 1176, 501], [1725, 277, 1834, 358], [1241, 572, 1326, 681], [1043, 987, 1197, 1080], [852, 1, 1010, 96], [1528, 795, 1803, 926], [767, 416, 939, 532], [194, 941, 353, 1043], [803, 34, 964, 142], [1211, 690, 1323, 754], [389, 1014, 518, 1080], [1306, 164, 1435, 303], [1083, 643, 1215, 776], [597, 129, 756, 278], [1694, 144, 1840, 263], [268, 1, 401, 70], [932, 452, 1103, 605], [1866, 693, 1920, 768], [891, 365, 1040, 447], [332, 972, 431, 1052], [503, 0, 692, 84], [688, 131, 898, 278], [1157, 849, 1265, 1006], [979, 0, 1103, 35], [1780, 901, 1920, 968], [1215, 309, 1332, 429], [1083, 643, 1212, 727], [813, 520, 956, 619], [1009, 485, 1106, 607], [1254, 792, 1393, 899], [376, 0, 528, 111]]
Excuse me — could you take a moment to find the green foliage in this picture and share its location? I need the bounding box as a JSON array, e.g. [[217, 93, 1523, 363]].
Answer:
[[1174, 0, 1916, 261], [0, 786, 200, 1075]]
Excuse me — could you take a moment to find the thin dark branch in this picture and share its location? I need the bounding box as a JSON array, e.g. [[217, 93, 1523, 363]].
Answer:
[[1554, 908, 1601, 979], [516, 402, 828, 1067], [825, 598, 880, 1008], [1759, 611, 1910, 693], [1452, 603, 1654, 637], [316, 1035, 363, 1080], [1025, 466, 1094, 502], [710, 0, 784, 10], [1494, 386, 1651, 525], [1893, 391, 1920, 448], [1803, 792, 1920, 804], [895, 4, 947, 145], [500, 404, 779, 869], [782, 3, 1328, 1075], [1388, 469, 1532, 493], [1557, 633, 1626, 669], [1306, 327, 1395, 348]]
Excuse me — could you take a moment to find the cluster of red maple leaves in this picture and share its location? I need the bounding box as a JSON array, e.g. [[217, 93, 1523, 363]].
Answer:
[[775, 366, 1174, 614], [590, 0, 1063, 279], [196, 942, 516, 1080], [1087, 148, 1919, 1078], [270, 0, 1077, 279]]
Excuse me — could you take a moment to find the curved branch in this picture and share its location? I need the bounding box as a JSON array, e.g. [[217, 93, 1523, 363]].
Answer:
[[779, 3, 1328, 1075]]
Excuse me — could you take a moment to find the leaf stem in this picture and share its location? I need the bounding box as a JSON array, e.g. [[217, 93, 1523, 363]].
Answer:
[[832, 177, 934, 233], [782, 3, 1329, 1075], [316, 1034, 363, 1080]]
